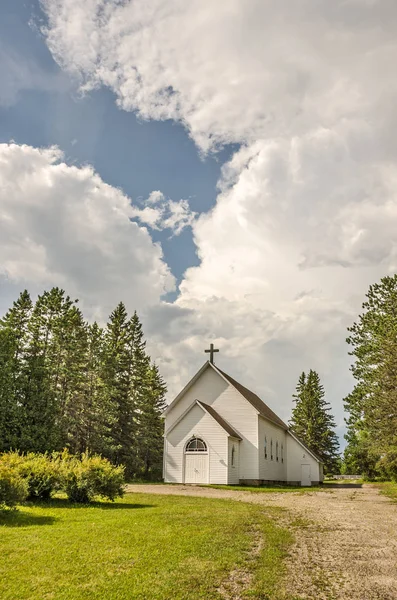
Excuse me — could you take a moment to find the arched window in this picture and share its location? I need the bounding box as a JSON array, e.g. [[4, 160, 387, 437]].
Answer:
[[270, 439, 273, 460], [264, 436, 268, 459], [185, 437, 207, 452], [276, 441, 279, 461]]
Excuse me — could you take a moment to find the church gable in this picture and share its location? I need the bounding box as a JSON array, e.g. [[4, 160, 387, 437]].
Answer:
[[164, 362, 230, 430]]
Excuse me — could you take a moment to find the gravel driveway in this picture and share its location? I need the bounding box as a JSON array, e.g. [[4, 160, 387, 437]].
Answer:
[[126, 483, 397, 599]]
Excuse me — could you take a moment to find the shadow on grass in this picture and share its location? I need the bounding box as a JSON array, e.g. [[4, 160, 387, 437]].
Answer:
[[323, 483, 363, 489], [28, 497, 156, 510], [0, 511, 57, 528]]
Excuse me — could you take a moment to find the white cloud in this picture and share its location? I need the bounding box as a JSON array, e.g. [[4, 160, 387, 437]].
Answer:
[[35, 1, 397, 439], [0, 143, 174, 318], [130, 190, 196, 235]]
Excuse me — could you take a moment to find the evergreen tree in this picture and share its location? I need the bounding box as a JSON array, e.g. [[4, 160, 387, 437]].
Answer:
[[80, 322, 115, 456], [136, 362, 167, 479], [20, 288, 74, 452], [344, 275, 397, 479], [289, 370, 340, 474], [0, 287, 168, 480], [102, 303, 136, 474], [0, 290, 32, 450]]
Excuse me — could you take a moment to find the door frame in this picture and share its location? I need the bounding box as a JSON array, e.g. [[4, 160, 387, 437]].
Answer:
[[183, 437, 210, 484]]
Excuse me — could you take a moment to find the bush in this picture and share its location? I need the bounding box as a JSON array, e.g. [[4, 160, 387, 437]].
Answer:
[[377, 448, 397, 482], [62, 452, 125, 504], [22, 453, 62, 500], [0, 465, 28, 510], [0, 452, 62, 500], [0, 450, 125, 505]]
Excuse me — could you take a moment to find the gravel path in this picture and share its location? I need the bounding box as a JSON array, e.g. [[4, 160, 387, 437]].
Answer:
[[126, 483, 397, 599]]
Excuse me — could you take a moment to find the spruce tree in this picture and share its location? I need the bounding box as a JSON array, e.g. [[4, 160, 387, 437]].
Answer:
[[137, 363, 167, 479], [0, 290, 32, 450], [345, 275, 397, 479], [102, 302, 136, 473], [289, 370, 340, 474], [80, 322, 115, 456], [0, 288, 168, 479]]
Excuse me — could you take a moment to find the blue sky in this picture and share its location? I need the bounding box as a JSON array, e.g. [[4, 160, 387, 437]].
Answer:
[[0, 0, 237, 291], [1, 0, 397, 444]]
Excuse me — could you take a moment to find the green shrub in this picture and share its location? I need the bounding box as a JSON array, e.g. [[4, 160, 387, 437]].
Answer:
[[0, 465, 28, 510], [62, 452, 125, 504], [377, 448, 397, 482], [22, 453, 62, 500], [0, 452, 62, 500]]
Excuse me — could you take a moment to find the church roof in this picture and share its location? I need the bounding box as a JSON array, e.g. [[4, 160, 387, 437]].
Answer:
[[214, 366, 288, 430], [197, 401, 242, 440]]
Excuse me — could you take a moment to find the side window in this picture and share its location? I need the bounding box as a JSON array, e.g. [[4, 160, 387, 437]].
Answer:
[[270, 439, 273, 460], [276, 441, 279, 462], [281, 443, 284, 463], [264, 436, 267, 459], [231, 445, 235, 467]]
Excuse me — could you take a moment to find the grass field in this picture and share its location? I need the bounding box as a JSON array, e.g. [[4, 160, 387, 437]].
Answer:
[[377, 481, 397, 501], [0, 493, 291, 600]]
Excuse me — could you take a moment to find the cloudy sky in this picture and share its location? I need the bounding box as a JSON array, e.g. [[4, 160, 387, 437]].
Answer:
[[2, 0, 397, 446]]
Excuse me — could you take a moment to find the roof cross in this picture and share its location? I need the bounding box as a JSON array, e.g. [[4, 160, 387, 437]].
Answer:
[[205, 343, 219, 364]]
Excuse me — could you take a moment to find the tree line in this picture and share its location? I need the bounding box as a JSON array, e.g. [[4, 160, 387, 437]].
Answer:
[[343, 275, 397, 480], [0, 288, 166, 479]]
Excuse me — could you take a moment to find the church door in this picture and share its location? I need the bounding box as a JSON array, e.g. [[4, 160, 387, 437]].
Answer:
[[301, 464, 311, 486], [184, 437, 209, 484]]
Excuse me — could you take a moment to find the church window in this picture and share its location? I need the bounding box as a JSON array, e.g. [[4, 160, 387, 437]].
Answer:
[[185, 437, 207, 452], [276, 441, 279, 461], [281, 443, 284, 463], [270, 439, 273, 460], [231, 445, 235, 466], [264, 436, 267, 459]]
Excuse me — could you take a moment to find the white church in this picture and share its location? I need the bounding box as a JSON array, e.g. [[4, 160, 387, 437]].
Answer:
[[163, 345, 323, 487]]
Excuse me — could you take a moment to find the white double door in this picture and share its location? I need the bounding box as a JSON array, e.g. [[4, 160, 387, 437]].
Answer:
[[184, 453, 209, 484]]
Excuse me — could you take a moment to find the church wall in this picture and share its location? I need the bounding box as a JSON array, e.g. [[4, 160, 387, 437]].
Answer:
[[227, 438, 240, 484], [165, 403, 228, 484], [211, 383, 259, 481], [286, 434, 322, 485], [258, 417, 287, 482], [166, 365, 260, 480]]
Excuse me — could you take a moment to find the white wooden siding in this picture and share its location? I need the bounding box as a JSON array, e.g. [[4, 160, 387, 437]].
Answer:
[[286, 434, 321, 484], [227, 438, 240, 484], [258, 417, 287, 482], [165, 402, 228, 484], [165, 366, 259, 480]]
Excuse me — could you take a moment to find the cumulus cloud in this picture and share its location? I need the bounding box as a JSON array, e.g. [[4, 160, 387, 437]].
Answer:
[[37, 0, 397, 436], [0, 143, 174, 317], [130, 190, 196, 235]]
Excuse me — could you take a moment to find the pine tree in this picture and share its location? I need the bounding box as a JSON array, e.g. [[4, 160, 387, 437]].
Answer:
[[102, 303, 136, 473], [344, 275, 397, 479], [289, 370, 340, 474], [80, 322, 115, 456], [20, 288, 80, 452], [0, 290, 32, 451], [137, 362, 167, 479], [0, 288, 168, 479]]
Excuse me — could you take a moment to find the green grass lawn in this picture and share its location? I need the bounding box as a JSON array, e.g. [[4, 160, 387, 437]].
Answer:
[[376, 481, 397, 501], [0, 493, 291, 600]]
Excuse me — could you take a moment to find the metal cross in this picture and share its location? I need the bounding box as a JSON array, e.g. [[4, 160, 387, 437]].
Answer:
[[205, 343, 219, 364]]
